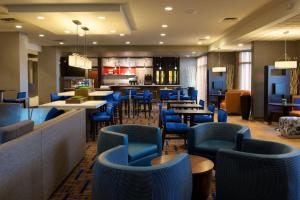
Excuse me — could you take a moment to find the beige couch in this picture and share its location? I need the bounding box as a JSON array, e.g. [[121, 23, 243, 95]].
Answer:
[[0, 109, 86, 200]]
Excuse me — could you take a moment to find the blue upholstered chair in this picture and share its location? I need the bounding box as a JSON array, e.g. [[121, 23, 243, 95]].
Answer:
[[187, 123, 251, 162], [92, 145, 192, 200], [218, 109, 228, 122], [194, 103, 215, 123], [161, 108, 189, 147], [44, 107, 65, 121], [160, 89, 177, 101], [97, 124, 162, 166], [199, 99, 205, 109], [216, 139, 300, 200], [91, 104, 114, 140], [135, 90, 152, 118], [50, 92, 69, 102], [4, 92, 27, 107]]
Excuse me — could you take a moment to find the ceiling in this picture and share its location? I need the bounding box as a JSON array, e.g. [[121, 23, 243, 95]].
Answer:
[[0, 0, 273, 48]]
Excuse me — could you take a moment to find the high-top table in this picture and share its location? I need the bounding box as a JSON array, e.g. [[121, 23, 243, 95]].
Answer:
[[170, 104, 203, 109], [58, 91, 113, 97], [164, 100, 195, 109], [152, 154, 214, 200]]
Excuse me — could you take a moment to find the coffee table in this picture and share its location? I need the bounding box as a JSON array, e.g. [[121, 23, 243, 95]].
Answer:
[[151, 154, 214, 200]]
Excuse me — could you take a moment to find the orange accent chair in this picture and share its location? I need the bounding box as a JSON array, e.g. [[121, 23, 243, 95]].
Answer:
[[220, 90, 251, 114], [290, 95, 300, 117]]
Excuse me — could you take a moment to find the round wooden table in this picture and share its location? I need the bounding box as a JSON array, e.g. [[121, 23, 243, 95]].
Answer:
[[152, 154, 214, 200]]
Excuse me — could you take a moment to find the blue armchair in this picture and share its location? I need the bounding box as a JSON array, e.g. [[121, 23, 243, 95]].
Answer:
[[216, 139, 300, 200], [187, 123, 251, 161], [92, 145, 192, 200], [97, 124, 162, 166]]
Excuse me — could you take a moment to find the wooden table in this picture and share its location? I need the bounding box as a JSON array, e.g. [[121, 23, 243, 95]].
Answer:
[[268, 102, 300, 122], [164, 100, 195, 109], [170, 104, 203, 109], [173, 109, 214, 126], [152, 154, 214, 200], [209, 93, 225, 109]]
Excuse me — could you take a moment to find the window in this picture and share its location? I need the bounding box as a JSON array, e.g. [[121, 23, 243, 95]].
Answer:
[[239, 51, 252, 91]]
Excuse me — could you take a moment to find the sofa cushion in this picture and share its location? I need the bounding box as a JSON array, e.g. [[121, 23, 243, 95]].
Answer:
[[195, 139, 235, 156], [128, 142, 157, 161], [0, 120, 34, 144], [290, 110, 300, 117]]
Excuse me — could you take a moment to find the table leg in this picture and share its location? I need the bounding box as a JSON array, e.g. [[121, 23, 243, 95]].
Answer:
[[183, 114, 188, 124], [190, 114, 195, 126], [282, 106, 289, 116], [192, 169, 213, 200]]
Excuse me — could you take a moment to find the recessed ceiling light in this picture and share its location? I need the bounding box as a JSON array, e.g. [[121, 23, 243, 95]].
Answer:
[[165, 6, 173, 11], [98, 16, 106, 20], [125, 41, 131, 44], [197, 41, 203, 45], [186, 55, 190, 58], [64, 30, 71, 34], [120, 33, 125, 36], [160, 33, 166, 37], [110, 30, 116, 33], [92, 41, 98, 45], [238, 43, 244, 47], [38, 34, 45, 37], [205, 36, 211, 39], [59, 42, 64, 45], [159, 41, 164, 45], [161, 24, 168, 28], [15, 25, 22, 29], [37, 16, 45, 20], [79, 33, 84, 37], [192, 51, 196, 54]]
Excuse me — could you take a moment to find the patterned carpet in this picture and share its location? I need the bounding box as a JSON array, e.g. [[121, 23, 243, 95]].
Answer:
[[50, 105, 214, 200]]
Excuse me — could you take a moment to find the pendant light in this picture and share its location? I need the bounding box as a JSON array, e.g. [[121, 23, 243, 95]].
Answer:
[[212, 49, 226, 72], [274, 31, 297, 69]]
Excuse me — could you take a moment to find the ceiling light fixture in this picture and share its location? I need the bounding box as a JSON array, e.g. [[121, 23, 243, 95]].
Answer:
[[64, 30, 71, 34], [159, 41, 164, 45], [110, 30, 116, 33], [125, 41, 131, 45], [205, 36, 211, 39], [238, 43, 244, 47], [186, 55, 190, 58], [38, 34, 45, 37], [160, 33, 166, 37], [212, 49, 226, 73], [98, 16, 106, 20], [197, 41, 202, 45], [15, 25, 22, 29], [165, 6, 173, 11], [59, 42, 64, 45], [68, 20, 92, 70], [79, 33, 84, 37], [162, 24, 168, 28], [275, 31, 297, 69], [192, 51, 196, 54], [37, 16, 45, 20], [92, 41, 98, 45], [120, 33, 125, 36]]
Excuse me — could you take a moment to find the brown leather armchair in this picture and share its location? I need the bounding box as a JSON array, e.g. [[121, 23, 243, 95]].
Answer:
[[220, 90, 250, 114], [290, 95, 300, 117]]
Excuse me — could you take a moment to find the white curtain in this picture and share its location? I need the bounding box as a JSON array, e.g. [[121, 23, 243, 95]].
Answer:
[[196, 56, 207, 102], [239, 51, 252, 91], [180, 58, 197, 88]]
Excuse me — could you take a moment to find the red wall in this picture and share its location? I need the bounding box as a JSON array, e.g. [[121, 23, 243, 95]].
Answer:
[[102, 67, 136, 75]]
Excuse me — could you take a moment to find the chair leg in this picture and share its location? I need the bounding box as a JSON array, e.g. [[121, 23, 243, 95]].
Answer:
[[144, 103, 147, 118], [162, 129, 166, 150]]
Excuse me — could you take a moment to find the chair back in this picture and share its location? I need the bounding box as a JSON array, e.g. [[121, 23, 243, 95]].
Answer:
[[199, 99, 205, 108], [218, 109, 228, 122], [191, 90, 198, 100], [208, 104, 215, 113], [17, 92, 26, 99], [92, 145, 192, 200], [106, 104, 114, 116], [160, 90, 170, 100], [113, 91, 122, 102], [216, 139, 300, 200], [50, 92, 61, 102]]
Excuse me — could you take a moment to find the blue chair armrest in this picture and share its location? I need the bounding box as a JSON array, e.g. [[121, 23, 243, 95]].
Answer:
[[97, 130, 128, 155]]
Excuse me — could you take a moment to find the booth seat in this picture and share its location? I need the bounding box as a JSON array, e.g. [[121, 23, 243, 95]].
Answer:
[[216, 139, 300, 200], [290, 95, 300, 117], [0, 109, 86, 200], [220, 90, 250, 114], [92, 145, 192, 200], [187, 123, 251, 162], [97, 124, 162, 166]]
